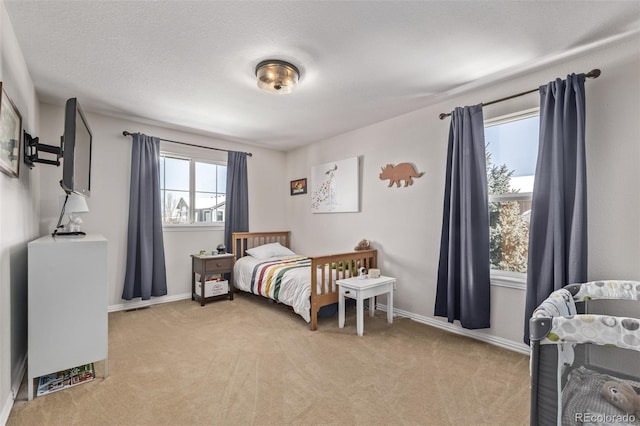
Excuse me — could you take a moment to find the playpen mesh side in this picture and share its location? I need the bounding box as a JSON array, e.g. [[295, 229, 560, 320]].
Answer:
[[532, 345, 562, 426], [563, 346, 640, 425]]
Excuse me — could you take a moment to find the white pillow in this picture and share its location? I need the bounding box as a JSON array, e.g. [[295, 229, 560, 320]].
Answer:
[[245, 242, 296, 259]]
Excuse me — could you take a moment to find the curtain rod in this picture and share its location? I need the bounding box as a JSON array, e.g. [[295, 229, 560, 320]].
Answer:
[[438, 69, 601, 120], [121, 131, 253, 157]]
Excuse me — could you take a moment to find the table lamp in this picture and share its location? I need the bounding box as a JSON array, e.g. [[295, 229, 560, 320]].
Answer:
[[53, 193, 89, 236]]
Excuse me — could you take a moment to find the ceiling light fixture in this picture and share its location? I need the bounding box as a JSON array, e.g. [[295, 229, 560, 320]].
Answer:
[[255, 59, 300, 94]]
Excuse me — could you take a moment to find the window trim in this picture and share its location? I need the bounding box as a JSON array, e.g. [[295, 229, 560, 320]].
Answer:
[[484, 107, 539, 128], [485, 107, 539, 288], [162, 223, 225, 232], [490, 269, 526, 290], [488, 192, 532, 203], [160, 151, 227, 228]]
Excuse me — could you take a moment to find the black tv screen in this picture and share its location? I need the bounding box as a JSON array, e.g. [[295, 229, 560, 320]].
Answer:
[[61, 98, 92, 197]]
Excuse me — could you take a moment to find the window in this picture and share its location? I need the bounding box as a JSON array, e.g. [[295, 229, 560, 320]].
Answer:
[[159, 153, 227, 226], [485, 109, 539, 281]]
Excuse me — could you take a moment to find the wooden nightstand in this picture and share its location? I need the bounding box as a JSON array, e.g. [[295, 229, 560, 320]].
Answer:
[[191, 253, 234, 306]]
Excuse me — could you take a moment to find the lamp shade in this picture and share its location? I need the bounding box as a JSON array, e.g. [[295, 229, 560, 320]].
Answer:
[[255, 60, 300, 94], [63, 194, 89, 213]]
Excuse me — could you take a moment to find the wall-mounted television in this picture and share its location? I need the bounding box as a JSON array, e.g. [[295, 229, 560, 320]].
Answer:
[[61, 98, 92, 197]]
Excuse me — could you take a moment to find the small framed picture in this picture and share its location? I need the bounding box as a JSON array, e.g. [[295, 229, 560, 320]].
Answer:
[[0, 83, 22, 178], [290, 178, 307, 196]]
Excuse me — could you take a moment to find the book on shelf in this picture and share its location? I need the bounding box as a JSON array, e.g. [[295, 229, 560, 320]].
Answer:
[[36, 363, 95, 397]]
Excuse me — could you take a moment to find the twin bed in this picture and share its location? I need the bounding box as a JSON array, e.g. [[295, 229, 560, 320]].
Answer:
[[231, 231, 377, 330]]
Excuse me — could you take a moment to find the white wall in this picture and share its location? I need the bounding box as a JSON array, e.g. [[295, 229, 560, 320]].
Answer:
[[0, 1, 40, 422], [286, 36, 640, 350], [37, 105, 289, 308]]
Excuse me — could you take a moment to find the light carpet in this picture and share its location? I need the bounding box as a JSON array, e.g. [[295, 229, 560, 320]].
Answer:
[[8, 294, 530, 425]]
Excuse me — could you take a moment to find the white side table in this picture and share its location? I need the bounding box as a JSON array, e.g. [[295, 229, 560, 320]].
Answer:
[[337, 275, 395, 336]]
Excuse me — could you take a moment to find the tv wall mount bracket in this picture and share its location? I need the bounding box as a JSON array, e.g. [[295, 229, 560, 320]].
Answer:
[[23, 130, 63, 168]]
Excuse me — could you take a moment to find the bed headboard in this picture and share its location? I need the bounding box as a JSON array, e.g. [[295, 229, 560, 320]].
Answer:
[[232, 231, 291, 261]]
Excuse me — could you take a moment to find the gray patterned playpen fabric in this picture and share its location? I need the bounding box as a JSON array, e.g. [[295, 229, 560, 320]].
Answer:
[[532, 281, 640, 352]]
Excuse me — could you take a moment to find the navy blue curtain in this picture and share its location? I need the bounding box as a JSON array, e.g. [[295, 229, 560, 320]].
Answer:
[[435, 104, 491, 329], [524, 74, 588, 344], [122, 133, 167, 300], [224, 151, 249, 254]]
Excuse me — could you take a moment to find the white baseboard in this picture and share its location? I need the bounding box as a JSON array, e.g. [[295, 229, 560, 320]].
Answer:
[[1, 391, 13, 426], [108, 292, 192, 312], [376, 303, 530, 356], [2, 352, 27, 426]]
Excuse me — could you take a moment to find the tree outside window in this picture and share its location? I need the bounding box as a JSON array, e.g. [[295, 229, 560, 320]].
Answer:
[[485, 110, 539, 275]]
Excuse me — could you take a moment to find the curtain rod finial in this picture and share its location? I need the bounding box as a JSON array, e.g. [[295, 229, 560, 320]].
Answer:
[[439, 112, 450, 120], [586, 69, 601, 79]]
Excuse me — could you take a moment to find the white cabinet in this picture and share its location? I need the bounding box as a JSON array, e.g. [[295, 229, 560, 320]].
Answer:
[[27, 234, 109, 400]]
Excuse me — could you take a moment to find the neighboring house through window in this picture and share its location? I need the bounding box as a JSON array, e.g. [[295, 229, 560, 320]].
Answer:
[[159, 153, 227, 226], [484, 108, 539, 287]]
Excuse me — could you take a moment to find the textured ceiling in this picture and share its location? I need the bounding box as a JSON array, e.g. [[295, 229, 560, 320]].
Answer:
[[4, 1, 640, 150]]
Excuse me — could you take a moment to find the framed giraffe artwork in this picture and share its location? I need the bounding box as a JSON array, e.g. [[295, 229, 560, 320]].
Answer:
[[310, 156, 359, 213]]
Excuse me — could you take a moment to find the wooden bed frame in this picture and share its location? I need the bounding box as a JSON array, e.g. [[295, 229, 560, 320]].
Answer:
[[232, 231, 377, 330]]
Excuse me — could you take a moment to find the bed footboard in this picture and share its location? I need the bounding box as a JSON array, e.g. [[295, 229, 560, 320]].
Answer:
[[309, 249, 377, 331]]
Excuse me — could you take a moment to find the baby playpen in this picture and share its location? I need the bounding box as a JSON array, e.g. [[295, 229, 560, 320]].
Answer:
[[530, 280, 640, 425]]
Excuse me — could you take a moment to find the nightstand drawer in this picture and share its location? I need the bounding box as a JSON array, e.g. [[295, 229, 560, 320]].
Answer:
[[203, 256, 233, 273]]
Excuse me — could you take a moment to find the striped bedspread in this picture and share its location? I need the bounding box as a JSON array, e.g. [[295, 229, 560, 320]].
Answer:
[[249, 256, 311, 301], [234, 255, 316, 322]]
